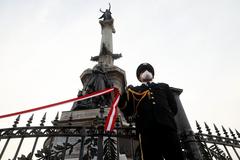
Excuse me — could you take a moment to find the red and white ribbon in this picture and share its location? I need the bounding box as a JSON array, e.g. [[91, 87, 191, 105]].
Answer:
[[0, 87, 121, 132], [0, 88, 114, 119], [104, 93, 120, 131]]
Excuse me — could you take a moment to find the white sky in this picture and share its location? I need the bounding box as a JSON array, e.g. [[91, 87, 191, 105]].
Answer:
[[0, 0, 240, 134]]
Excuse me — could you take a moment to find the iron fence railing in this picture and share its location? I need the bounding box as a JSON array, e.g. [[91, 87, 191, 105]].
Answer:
[[195, 121, 240, 160], [0, 113, 240, 160], [0, 113, 138, 160]]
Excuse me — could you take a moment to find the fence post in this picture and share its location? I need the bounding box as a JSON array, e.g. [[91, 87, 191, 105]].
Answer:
[[171, 87, 203, 160]]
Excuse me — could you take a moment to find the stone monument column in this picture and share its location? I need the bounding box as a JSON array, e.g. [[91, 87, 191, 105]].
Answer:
[[172, 88, 203, 160], [47, 6, 127, 160], [98, 19, 115, 65]]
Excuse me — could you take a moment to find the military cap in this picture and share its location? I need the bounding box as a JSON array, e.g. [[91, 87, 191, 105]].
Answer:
[[136, 63, 154, 81]]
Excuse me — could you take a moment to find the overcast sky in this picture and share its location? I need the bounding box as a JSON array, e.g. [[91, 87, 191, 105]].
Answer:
[[0, 0, 240, 134]]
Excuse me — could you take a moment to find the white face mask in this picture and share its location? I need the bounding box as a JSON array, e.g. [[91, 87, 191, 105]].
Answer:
[[140, 70, 153, 82]]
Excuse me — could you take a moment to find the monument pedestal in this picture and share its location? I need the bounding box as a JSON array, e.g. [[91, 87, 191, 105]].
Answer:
[[57, 108, 107, 126], [47, 108, 130, 160]]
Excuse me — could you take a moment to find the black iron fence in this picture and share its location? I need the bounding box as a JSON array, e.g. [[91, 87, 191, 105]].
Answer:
[[0, 113, 240, 160], [195, 121, 240, 160], [0, 113, 138, 160]]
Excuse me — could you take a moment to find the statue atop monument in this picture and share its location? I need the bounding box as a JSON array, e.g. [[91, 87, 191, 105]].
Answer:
[[71, 5, 126, 111], [99, 3, 112, 21]]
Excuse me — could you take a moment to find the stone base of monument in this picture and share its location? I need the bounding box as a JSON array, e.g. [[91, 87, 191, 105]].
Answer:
[[56, 108, 107, 126], [44, 108, 136, 160]]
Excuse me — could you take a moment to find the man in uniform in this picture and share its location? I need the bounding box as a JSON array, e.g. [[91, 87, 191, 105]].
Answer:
[[119, 63, 184, 160]]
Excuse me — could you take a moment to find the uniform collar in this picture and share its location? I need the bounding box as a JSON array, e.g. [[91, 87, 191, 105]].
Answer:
[[142, 81, 153, 86]]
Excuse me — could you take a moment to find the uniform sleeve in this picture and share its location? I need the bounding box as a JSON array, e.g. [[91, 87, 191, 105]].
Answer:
[[166, 84, 178, 115], [118, 85, 134, 119]]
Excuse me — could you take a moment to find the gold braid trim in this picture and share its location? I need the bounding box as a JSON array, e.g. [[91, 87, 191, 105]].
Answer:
[[127, 88, 150, 115]]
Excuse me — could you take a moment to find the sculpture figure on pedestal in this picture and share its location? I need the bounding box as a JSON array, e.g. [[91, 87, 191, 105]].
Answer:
[[71, 64, 113, 110], [71, 4, 126, 111], [99, 3, 112, 21]]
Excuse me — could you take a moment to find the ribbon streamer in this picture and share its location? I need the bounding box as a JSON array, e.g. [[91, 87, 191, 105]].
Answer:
[[104, 93, 120, 131], [0, 88, 114, 119]]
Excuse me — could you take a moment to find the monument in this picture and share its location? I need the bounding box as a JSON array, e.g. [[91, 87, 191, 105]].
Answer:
[[2, 5, 240, 160], [46, 4, 202, 160], [58, 3, 126, 127], [46, 4, 128, 160]]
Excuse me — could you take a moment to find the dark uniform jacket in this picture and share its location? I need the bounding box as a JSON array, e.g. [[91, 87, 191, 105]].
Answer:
[[120, 82, 178, 133]]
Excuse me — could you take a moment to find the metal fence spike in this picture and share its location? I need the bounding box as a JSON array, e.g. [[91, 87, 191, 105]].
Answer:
[[213, 124, 221, 136], [204, 122, 212, 135], [40, 113, 47, 126], [55, 112, 59, 120], [235, 129, 240, 139], [196, 121, 202, 133], [229, 128, 236, 139], [12, 115, 21, 128], [52, 112, 59, 126], [26, 114, 34, 127], [222, 126, 229, 138]]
